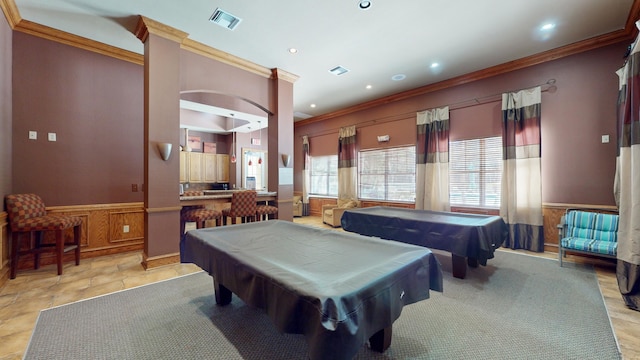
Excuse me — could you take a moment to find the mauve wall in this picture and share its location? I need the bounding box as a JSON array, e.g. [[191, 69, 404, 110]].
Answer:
[[294, 41, 628, 206], [12, 32, 144, 206], [0, 15, 12, 201]]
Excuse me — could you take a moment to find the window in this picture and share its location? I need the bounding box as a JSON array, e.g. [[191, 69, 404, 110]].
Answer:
[[310, 155, 338, 196], [449, 136, 502, 208], [359, 146, 416, 202]]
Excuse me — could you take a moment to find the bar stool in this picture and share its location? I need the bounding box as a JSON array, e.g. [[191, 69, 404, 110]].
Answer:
[[256, 204, 278, 221], [221, 190, 257, 225], [180, 191, 222, 236], [5, 193, 82, 279]]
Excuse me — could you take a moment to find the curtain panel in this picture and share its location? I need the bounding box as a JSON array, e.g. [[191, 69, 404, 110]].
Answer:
[[338, 126, 357, 200], [615, 32, 640, 310], [415, 107, 450, 211], [500, 86, 544, 251], [302, 135, 311, 216]]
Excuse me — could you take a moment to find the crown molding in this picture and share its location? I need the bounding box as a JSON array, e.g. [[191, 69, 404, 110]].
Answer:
[[181, 38, 272, 79], [0, 0, 20, 28], [134, 15, 188, 44], [272, 68, 299, 83]]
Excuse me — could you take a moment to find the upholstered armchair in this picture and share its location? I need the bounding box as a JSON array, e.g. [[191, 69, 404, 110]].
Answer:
[[293, 196, 303, 217], [322, 199, 361, 227]]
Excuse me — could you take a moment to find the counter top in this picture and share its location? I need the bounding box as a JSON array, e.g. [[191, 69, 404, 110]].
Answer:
[[180, 191, 277, 201]]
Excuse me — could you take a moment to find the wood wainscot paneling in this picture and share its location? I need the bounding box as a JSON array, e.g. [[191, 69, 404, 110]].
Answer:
[[0, 211, 8, 287], [542, 203, 618, 253], [309, 197, 415, 216], [10, 203, 145, 273]]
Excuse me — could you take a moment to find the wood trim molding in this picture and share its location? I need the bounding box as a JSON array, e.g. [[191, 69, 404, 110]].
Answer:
[[14, 19, 143, 65], [542, 202, 618, 211], [272, 68, 299, 83], [46, 202, 144, 212], [145, 206, 182, 213], [142, 252, 180, 269], [181, 38, 272, 79], [0, 0, 20, 28], [134, 15, 188, 44]]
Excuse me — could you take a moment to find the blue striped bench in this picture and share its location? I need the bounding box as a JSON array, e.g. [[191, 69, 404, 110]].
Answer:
[[558, 209, 618, 267]]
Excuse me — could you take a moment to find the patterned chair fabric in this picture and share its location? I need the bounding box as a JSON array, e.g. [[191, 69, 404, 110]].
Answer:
[[222, 190, 257, 225], [5, 193, 82, 279], [256, 204, 278, 221], [558, 209, 618, 266]]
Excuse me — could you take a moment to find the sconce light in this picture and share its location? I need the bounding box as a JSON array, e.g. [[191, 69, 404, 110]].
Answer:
[[281, 154, 291, 167], [157, 142, 173, 161], [377, 135, 390, 142]]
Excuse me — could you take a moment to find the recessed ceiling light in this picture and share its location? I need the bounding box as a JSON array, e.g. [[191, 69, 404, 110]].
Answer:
[[288, 48, 298, 54], [391, 74, 406, 81], [359, 0, 371, 10], [310, 104, 316, 108], [541, 23, 555, 31], [430, 62, 439, 68], [366, 84, 372, 89]]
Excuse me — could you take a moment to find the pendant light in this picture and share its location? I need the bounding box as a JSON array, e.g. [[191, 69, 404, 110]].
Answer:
[[230, 117, 237, 163], [258, 121, 263, 165]]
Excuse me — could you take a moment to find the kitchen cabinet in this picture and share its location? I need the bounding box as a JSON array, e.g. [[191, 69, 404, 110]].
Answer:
[[216, 154, 229, 183], [188, 152, 203, 182], [179, 152, 189, 183], [203, 153, 218, 182]]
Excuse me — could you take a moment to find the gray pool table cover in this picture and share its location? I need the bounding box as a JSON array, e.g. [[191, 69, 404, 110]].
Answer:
[[180, 220, 443, 360]]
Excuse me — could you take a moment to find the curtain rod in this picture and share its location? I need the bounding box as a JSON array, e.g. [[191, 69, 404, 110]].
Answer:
[[423, 78, 557, 112], [301, 79, 557, 139]]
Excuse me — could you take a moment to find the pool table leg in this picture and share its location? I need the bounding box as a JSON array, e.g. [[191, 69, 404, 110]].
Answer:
[[213, 278, 232, 305], [451, 254, 467, 279], [467, 257, 479, 268], [369, 326, 392, 353]]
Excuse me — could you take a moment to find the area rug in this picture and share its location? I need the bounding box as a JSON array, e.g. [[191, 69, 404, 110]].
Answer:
[[24, 250, 621, 359]]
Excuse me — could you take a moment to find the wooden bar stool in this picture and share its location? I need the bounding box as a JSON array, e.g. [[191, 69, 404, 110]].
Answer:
[[5, 193, 82, 279], [221, 190, 257, 225]]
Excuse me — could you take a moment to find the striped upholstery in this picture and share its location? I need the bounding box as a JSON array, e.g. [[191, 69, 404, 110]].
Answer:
[[560, 210, 618, 258], [222, 191, 257, 225]]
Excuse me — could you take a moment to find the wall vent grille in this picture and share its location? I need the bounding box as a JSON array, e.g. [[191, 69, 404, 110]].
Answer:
[[209, 8, 242, 31]]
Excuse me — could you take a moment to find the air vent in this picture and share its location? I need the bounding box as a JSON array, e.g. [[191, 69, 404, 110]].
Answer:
[[209, 8, 242, 31], [329, 66, 349, 76]]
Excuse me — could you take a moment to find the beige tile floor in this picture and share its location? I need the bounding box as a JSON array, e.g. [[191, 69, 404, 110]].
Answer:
[[0, 216, 639, 360]]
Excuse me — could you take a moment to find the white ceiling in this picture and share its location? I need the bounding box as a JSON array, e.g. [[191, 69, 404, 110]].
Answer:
[[13, 0, 636, 122]]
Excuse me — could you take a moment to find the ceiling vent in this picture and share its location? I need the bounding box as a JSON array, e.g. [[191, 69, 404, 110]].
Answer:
[[209, 8, 242, 31], [329, 66, 349, 76]]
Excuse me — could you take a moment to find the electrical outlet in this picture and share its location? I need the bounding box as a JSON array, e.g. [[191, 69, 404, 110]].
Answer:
[[123, 225, 130, 233], [29, 131, 37, 140], [48, 133, 57, 141], [132, 184, 138, 192], [601, 134, 610, 143]]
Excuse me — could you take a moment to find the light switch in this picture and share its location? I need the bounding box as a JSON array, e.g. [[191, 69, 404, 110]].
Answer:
[[601, 135, 610, 144], [28, 131, 37, 140], [48, 133, 57, 142]]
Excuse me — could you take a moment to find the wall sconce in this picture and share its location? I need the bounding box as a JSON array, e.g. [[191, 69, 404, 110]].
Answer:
[[377, 135, 390, 142], [281, 154, 291, 167], [157, 142, 173, 161]]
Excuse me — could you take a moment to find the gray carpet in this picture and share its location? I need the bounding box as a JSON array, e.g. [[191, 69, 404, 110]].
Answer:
[[25, 250, 621, 360]]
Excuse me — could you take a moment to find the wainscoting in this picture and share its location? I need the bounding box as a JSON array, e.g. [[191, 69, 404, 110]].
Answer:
[[0, 202, 145, 286]]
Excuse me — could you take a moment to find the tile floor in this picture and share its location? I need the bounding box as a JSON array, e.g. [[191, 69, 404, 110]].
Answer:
[[1, 216, 639, 360]]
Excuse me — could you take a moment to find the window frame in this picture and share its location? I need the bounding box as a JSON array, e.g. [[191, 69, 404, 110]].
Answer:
[[358, 145, 416, 202], [309, 154, 338, 197]]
